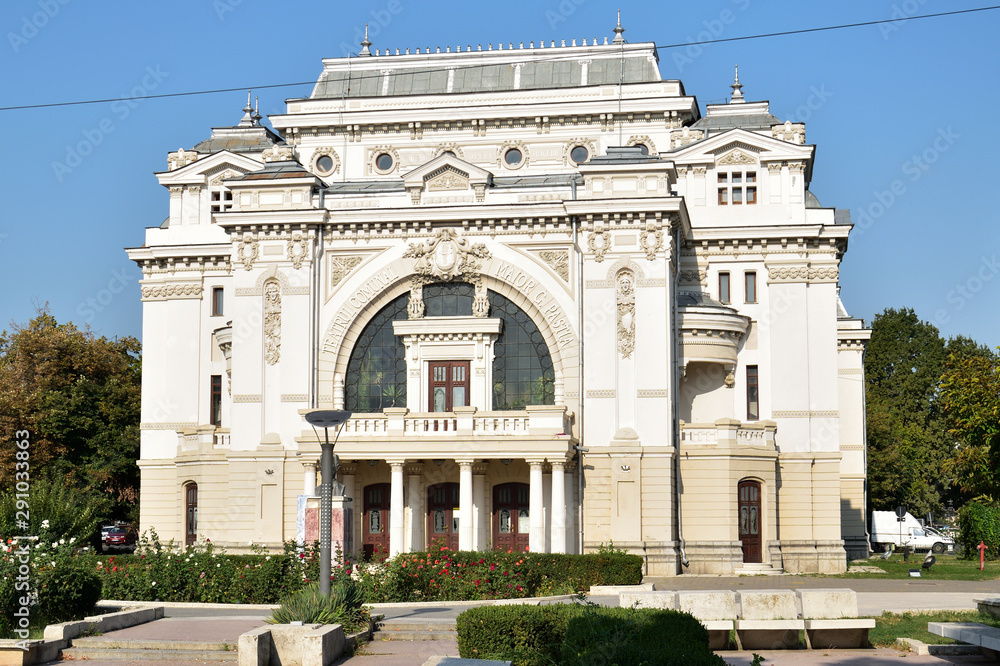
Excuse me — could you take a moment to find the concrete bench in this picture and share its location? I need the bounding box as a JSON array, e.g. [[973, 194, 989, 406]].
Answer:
[[797, 588, 875, 649], [929, 621, 1000, 658], [735, 590, 804, 650], [618, 591, 676, 610], [677, 590, 737, 650]]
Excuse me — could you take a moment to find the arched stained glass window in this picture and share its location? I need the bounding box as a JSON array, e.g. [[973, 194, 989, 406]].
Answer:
[[423, 282, 474, 316], [490, 291, 555, 409], [344, 293, 408, 412]]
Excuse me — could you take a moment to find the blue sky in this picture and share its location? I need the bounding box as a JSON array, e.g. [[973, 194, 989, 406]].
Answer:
[[2, 0, 998, 347]]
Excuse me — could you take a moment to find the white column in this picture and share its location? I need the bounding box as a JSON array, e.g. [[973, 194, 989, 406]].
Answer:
[[459, 461, 474, 551], [551, 461, 567, 553], [472, 463, 488, 551], [406, 463, 424, 552], [389, 462, 405, 556], [529, 460, 545, 553], [302, 461, 317, 495]]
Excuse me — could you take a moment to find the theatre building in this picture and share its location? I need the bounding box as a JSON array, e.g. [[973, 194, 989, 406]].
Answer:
[[127, 22, 870, 575]]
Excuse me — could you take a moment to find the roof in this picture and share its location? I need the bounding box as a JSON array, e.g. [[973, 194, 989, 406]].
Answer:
[[678, 291, 729, 308], [310, 44, 661, 99], [585, 146, 667, 165], [690, 111, 783, 134], [233, 161, 315, 181], [192, 125, 283, 154]]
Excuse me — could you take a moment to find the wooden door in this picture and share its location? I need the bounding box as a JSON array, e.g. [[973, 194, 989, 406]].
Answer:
[[185, 483, 198, 546], [363, 483, 390, 560], [738, 479, 762, 563], [493, 482, 529, 552], [428, 361, 470, 412], [427, 483, 460, 551]]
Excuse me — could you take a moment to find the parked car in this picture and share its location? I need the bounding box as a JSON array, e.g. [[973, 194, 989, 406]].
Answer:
[[104, 525, 137, 552]]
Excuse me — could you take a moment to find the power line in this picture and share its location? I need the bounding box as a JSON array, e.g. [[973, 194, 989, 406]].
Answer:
[[1, 5, 997, 113]]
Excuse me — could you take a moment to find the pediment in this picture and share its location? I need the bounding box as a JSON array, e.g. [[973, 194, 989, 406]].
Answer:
[[156, 150, 264, 187], [402, 153, 494, 204], [669, 128, 813, 164]]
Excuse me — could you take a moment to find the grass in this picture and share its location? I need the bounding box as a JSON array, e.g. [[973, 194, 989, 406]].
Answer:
[[835, 553, 1000, 581], [867, 610, 1000, 647]]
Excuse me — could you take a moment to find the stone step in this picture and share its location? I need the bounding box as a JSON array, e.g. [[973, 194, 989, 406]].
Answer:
[[61, 646, 237, 661], [734, 564, 786, 576], [71, 637, 237, 651], [376, 620, 457, 641]]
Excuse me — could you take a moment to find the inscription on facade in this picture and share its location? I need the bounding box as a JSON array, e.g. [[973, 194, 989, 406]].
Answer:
[[326, 266, 400, 349], [494, 261, 574, 348]]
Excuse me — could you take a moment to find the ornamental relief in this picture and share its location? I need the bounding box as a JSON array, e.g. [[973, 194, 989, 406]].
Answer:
[[237, 233, 259, 271], [626, 135, 657, 155], [678, 269, 707, 286], [767, 266, 840, 282], [263, 279, 281, 365], [140, 283, 203, 300], [639, 224, 664, 261], [425, 166, 469, 192], [402, 229, 492, 319], [587, 230, 610, 262], [537, 249, 570, 282], [564, 138, 597, 165], [330, 256, 363, 289], [287, 233, 307, 270], [716, 148, 758, 166], [617, 269, 636, 359]]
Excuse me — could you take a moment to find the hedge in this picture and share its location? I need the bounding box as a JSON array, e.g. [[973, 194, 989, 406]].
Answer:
[[457, 604, 726, 666], [958, 500, 1000, 559]]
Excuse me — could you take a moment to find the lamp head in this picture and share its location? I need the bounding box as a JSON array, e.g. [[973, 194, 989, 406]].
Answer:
[[304, 410, 353, 428]]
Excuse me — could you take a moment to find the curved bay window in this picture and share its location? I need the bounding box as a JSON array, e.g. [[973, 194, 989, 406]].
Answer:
[[345, 293, 408, 412], [489, 291, 555, 409]]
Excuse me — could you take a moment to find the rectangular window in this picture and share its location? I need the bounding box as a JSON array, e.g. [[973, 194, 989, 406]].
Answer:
[[428, 361, 470, 412], [211, 287, 224, 317], [719, 272, 731, 304], [717, 170, 758, 206], [210, 375, 222, 426], [745, 271, 757, 304], [747, 366, 759, 421], [210, 189, 233, 213]]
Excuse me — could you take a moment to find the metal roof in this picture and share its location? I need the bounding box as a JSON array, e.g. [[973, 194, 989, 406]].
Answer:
[[191, 126, 283, 155], [689, 112, 783, 135], [233, 161, 314, 181]]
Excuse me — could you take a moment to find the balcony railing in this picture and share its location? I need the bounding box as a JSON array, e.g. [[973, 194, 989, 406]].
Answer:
[[679, 418, 776, 449], [337, 405, 569, 438]]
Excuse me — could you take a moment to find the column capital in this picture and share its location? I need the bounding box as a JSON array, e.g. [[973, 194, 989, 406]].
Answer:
[[387, 460, 407, 469], [404, 462, 425, 476], [301, 459, 318, 470], [527, 458, 546, 469], [456, 459, 475, 468], [550, 460, 566, 472]]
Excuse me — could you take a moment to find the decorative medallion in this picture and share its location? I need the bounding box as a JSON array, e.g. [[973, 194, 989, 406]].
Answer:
[[616, 270, 636, 359], [263, 280, 281, 365], [310, 147, 340, 174], [237, 233, 259, 271], [287, 233, 307, 270], [639, 223, 664, 261], [587, 230, 610, 263], [538, 250, 570, 282], [403, 228, 491, 283], [330, 256, 363, 289]]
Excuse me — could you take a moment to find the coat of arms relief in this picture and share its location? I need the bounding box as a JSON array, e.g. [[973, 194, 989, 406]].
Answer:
[[402, 228, 492, 319]]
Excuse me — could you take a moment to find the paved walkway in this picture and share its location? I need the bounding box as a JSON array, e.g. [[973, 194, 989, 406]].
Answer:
[[39, 580, 1000, 666]]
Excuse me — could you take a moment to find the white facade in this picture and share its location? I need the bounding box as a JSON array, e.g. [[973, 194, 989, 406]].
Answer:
[[127, 28, 869, 574]]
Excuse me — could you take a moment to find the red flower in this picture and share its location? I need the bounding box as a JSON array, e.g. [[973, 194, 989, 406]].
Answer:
[[489, 563, 496, 571]]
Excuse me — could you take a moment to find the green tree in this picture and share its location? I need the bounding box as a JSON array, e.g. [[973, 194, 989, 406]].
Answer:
[[0, 310, 141, 525], [864, 308, 949, 516], [940, 347, 1000, 500]]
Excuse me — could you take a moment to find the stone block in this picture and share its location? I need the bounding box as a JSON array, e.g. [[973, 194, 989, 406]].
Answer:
[[678, 590, 737, 621], [303, 624, 345, 666], [798, 588, 858, 619], [619, 591, 675, 609], [238, 626, 271, 666], [738, 590, 798, 620]]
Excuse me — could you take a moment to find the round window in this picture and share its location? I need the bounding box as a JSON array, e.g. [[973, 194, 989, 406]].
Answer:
[[442, 150, 456, 157], [375, 153, 394, 171], [316, 155, 334, 173], [633, 144, 649, 156], [570, 145, 589, 163], [504, 148, 523, 166]]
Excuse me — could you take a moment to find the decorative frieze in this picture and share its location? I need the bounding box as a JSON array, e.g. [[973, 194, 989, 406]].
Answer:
[[263, 279, 282, 365], [281, 394, 309, 402], [637, 389, 668, 398], [586, 389, 616, 398], [140, 283, 203, 300], [678, 269, 707, 286], [772, 410, 839, 419], [232, 395, 262, 403], [766, 266, 840, 283], [140, 422, 198, 430]]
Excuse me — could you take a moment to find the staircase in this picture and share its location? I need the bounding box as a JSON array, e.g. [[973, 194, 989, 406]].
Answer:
[[733, 563, 786, 576], [374, 618, 458, 641], [60, 637, 237, 662]]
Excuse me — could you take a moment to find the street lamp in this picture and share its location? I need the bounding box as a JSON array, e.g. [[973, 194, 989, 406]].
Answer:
[[304, 409, 352, 598]]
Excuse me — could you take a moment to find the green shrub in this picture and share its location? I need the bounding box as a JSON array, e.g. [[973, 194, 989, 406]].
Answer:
[[267, 581, 369, 632], [958, 500, 1000, 559], [457, 604, 725, 666]]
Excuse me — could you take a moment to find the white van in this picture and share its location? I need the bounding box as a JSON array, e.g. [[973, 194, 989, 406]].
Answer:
[[870, 511, 955, 554]]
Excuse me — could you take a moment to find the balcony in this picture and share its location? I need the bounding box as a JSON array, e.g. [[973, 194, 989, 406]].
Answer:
[[680, 418, 776, 450]]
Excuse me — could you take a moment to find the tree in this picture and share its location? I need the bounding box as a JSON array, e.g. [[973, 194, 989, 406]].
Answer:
[[0, 310, 140, 523], [864, 308, 950, 516], [940, 347, 1000, 500]]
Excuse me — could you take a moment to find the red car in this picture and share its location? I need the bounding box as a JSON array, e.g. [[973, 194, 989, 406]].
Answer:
[[104, 526, 137, 552]]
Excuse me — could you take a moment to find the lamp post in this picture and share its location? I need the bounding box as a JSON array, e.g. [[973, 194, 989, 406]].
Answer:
[[304, 409, 352, 598]]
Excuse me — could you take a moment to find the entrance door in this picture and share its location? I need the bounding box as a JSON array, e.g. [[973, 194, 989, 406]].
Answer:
[[738, 479, 762, 563], [493, 482, 529, 552], [363, 483, 390, 560], [427, 483, 460, 551], [185, 483, 198, 546], [428, 361, 470, 412]]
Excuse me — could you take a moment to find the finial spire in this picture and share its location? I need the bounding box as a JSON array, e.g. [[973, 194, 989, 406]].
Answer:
[[239, 89, 255, 126], [730, 65, 745, 103], [612, 9, 626, 44], [253, 96, 262, 125], [360, 23, 372, 56]]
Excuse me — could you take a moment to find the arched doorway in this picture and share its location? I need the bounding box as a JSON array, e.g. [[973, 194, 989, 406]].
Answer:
[[427, 482, 460, 550], [363, 483, 390, 560], [493, 482, 529, 552], [184, 483, 198, 546], [738, 479, 762, 563]]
